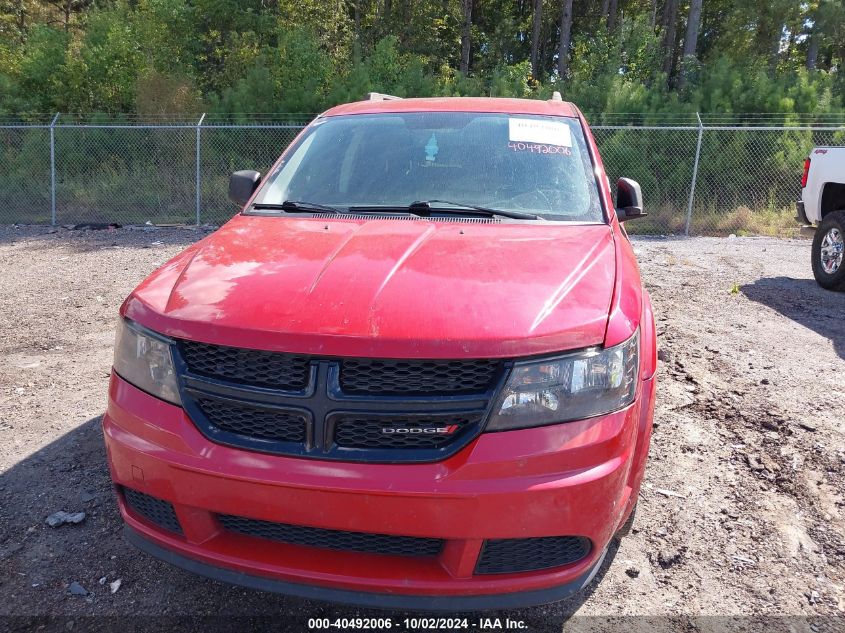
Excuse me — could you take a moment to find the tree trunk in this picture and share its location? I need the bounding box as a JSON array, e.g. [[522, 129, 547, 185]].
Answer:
[[607, 0, 618, 31], [650, 0, 657, 29], [755, 12, 783, 69], [558, 0, 574, 78], [681, 0, 701, 59], [770, 30, 782, 68], [840, 43, 845, 76], [15, 0, 27, 41], [660, 0, 672, 31], [399, 0, 412, 46], [530, 0, 543, 79], [678, 0, 702, 88], [661, 0, 679, 78], [822, 48, 833, 71], [460, 0, 472, 73], [600, 0, 609, 23], [352, 0, 361, 56], [806, 31, 819, 70]]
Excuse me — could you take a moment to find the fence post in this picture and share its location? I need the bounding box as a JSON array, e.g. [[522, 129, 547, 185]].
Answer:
[[49, 112, 60, 226], [684, 112, 704, 236], [195, 113, 206, 226]]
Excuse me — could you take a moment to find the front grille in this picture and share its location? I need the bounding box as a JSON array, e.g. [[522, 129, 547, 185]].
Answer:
[[218, 515, 443, 558], [122, 488, 182, 535], [179, 340, 310, 391], [332, 412, 483, 449], [475, 536, 591, 575], [175, 340, 509, 462], [340, 359, 502, 395], [197, 397, 308, 442]]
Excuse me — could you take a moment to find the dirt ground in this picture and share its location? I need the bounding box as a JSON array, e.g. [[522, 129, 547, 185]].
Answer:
[[0, 225, 843, 632]]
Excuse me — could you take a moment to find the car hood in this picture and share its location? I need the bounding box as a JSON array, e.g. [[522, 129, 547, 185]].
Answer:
[[125, 215, 617, 358]]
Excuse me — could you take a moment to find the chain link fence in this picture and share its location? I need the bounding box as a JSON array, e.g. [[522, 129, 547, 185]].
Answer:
[[2, 114, 844, 234]]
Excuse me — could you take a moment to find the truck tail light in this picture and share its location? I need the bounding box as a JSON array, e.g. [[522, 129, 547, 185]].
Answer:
[[801, 158, 811, 188]]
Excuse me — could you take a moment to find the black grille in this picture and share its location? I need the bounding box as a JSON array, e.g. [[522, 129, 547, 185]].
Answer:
[[179, 340, 310, 391], [197, 397, 308, 442], [175, 341, 506, 462], [475, 536, 591, 575], [333, 413, 483, 449], [339, 359, 502, 395], [218, 515, 443, 558], [122, 488, 182, 535]]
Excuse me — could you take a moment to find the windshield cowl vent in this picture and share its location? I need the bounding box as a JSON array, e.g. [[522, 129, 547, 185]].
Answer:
[[306, 213, 500, 223]]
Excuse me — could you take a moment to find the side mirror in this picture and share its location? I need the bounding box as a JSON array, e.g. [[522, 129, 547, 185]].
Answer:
[[228, 170, 262, 206], [615, 177, 646, 222]]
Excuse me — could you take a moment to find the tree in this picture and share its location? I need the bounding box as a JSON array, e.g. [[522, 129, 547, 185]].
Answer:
[[557, 0, 573, 78], [607, 0, 618, 31], [806, 29, 818, 71], [530, 0, 542, 79], [679, 0, 702, 87], [661, 0, 679, 80], [459, 0, 471, 73], [682, 0, 702, 60], [1, 0, 844, 121], [47, 0, 91, 31], [807, 0, 845, 72], [0, 0, 40, 42], [10, 25, 70, 112]]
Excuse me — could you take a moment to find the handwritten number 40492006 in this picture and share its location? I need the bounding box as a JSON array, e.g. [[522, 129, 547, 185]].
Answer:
[[508, 141, 571, 155]]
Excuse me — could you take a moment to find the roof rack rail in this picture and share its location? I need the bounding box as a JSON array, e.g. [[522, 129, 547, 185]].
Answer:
[[366, 92, 402, 101]]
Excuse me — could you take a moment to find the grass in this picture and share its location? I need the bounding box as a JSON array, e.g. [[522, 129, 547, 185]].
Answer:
[[626, 204, 805, 238]]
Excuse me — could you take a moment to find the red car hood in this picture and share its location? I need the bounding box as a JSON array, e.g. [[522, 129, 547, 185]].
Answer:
[[125, 215, 617, 358]]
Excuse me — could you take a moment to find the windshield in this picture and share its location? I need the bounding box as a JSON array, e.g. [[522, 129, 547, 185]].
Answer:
[[252, 112, 604, 222]]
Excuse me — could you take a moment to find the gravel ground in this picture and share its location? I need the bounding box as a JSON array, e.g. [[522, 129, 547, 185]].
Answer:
[[0, 225, 843, 632]]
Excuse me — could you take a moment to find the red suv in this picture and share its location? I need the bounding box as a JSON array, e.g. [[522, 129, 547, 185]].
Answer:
[[103, 96, 657, 610]]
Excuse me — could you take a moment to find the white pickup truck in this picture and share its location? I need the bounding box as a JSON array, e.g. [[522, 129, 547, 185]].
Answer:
[[797, 147, 845, 290]]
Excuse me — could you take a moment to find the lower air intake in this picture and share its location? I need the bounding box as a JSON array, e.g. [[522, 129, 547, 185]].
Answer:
[[122, 487, 183, 535], [475, 536, 591, 574], [218, 514, 443, 558]]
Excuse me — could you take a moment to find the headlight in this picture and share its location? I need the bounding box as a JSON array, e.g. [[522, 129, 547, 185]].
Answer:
[[486, 330, 639, 431], [113, 319, 181, 405]]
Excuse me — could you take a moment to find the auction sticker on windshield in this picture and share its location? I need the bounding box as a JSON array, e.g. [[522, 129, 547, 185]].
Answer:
[[508, 117, 572, 147]]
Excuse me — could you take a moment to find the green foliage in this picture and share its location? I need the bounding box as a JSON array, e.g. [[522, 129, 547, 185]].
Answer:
[[76, 7, 146, 113], [133, 0, 198, 75], [0, 0, 843, 119], [6, 25, 69, 114]]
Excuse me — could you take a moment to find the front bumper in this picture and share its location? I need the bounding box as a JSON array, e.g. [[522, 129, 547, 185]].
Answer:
[[103, 372, 655, 609], [125, 524, 607, 610]]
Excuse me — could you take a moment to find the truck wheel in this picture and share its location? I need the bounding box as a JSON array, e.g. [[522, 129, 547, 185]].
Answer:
[[811, 210, 845, 291]]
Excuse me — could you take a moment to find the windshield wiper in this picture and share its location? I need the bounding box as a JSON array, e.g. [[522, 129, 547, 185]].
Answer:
[[257, 199, 540, 220], [252, 200, 343, 214], [408, 199, 540, 220]]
